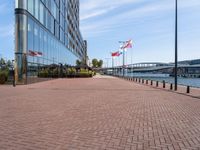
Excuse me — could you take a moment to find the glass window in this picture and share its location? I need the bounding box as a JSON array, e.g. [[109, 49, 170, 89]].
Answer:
[[55, 21, 59, 38], [44, 31, 47, 63], [34, 23, 39, 55], [27, 18, 34, 63], [39, 27, 44, 64], [47, 34, 51, 64], [44, 8, 48, 29], [34, 0, 39, 20], [56, 7, 59, 22], [51, 0, 56, 18], [47, 12, 51, 31], [51, 16, 54, 34], [28, 0, 34, 15], [39, 2, 44, 25], [60, 12, 63, 28]]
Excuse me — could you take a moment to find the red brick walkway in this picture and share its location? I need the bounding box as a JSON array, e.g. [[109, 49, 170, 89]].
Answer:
[[0, 76, 200, 150]]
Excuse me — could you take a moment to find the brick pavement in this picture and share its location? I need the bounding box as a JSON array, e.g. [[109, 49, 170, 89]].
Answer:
[[0, 76, 200, 150]]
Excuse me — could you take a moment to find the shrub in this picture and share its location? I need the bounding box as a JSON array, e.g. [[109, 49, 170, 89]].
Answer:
[[38, 69, 49, 78], [0, 72, 7, 84], [67, 68, 76, 77], [75, 70, 96, 78], [52, 68, 59, 78], [77, 72, 91, 78]]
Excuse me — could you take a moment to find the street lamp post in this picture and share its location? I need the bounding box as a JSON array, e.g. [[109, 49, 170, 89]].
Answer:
[[174, 0, 178, 91], [12, 60, 16, 87], [59, 63, 63, 78]]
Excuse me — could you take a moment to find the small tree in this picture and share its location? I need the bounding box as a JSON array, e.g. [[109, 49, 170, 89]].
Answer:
[[98, 60, 103, 68], [92, 59, 98, 68]]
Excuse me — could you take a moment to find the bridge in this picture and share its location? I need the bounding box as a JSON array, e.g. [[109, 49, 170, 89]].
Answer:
[[100, 62, 200, 77]]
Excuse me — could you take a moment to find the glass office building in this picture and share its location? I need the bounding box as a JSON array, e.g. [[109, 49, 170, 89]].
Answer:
[[15, 0, 87, 84]]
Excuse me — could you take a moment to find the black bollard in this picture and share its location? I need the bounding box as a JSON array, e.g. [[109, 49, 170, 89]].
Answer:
[[170, 84, 173, 90], [151, 80, 153, 86], [156, 81, 159, 87], [163, 81, 166, 88], [187, 86, 190, 93]]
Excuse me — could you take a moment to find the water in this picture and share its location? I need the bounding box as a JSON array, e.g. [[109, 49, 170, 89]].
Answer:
[[124, 73, 200, 88]]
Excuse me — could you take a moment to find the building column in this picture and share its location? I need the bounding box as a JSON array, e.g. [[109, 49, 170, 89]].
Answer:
[[15, 13, 27, 84]]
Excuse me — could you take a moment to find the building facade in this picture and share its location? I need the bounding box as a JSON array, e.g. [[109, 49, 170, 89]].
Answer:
[[15, 0, 87, 84]]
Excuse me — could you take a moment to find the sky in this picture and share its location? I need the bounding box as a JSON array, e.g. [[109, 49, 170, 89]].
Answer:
[[0, 0, 200, 66]]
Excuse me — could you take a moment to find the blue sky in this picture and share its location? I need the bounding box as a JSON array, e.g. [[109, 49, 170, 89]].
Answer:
[[0, 0, 14, 61], [0, 0, 200, 65]]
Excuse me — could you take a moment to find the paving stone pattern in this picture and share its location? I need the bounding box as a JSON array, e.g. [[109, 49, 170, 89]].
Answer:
[[0, 77, 200, 150]]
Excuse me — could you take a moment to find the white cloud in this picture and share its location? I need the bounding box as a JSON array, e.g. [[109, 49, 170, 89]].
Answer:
[[80, 1, 172, 38], [80, 0, 200, 38], [80, 0, 142, 21], [81, 7, 115, 21]]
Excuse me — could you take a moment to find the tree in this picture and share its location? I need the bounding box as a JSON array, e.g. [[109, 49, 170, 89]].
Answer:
[[92, 59, 98, 68], [76, 60, 82, 66], [98, 60, 103, 68], [0, 58, 5, 66], [7, 60, 12, 67], [92, 59, 103, 68]]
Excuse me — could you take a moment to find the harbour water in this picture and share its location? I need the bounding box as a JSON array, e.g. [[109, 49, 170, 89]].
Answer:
[[125, 73, 200, 88]]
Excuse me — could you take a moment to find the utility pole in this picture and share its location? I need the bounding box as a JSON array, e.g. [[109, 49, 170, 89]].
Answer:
[[174, 0, 178, 91]]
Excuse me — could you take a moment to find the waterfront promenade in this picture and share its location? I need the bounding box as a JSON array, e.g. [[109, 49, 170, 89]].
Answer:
[[0, 76, 200, 150]]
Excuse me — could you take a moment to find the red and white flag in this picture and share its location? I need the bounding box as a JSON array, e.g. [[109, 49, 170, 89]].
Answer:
[[111, 51, 122, 57], [28, 50, 43, 57], [122, 40, 133, 49], [111, 51, 119, 57]]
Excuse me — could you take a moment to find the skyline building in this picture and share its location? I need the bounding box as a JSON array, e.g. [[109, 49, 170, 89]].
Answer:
[[15, 0, 87, 84]]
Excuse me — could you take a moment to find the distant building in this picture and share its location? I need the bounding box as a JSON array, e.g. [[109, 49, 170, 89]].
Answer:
[[15, 0, 87, 84], [178, 59, 200, 65]]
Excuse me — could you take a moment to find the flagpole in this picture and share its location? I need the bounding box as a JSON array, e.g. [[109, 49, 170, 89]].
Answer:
[[112, 57, 114, 68], [123, 49, 125, 77], [174, 0, 178, 91], [112, 56, 114, 75]]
